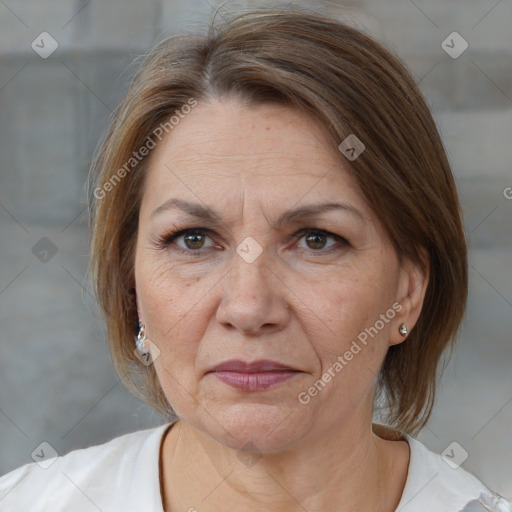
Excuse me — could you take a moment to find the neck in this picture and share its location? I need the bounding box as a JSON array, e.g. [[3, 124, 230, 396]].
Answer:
[[160, 414, 409, 512]]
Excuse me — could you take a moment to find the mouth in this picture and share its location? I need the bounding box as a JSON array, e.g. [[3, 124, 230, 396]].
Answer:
[[207, 359, 302, 392]]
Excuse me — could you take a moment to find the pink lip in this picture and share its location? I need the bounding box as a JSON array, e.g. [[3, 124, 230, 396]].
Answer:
[[208, 359, 301, 391], [209, 359, 297, 373]]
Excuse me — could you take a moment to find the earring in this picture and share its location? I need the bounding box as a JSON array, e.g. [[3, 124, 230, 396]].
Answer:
[[135, 322, 149, 355], [399, 323, 408, 337]]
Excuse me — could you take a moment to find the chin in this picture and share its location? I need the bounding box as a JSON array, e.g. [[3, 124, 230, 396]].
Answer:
[[196, 402, 308, 454]]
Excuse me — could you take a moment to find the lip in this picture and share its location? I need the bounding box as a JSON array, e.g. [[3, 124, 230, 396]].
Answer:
[[208, 359, 298, 373], [208, 359, 301, 392]]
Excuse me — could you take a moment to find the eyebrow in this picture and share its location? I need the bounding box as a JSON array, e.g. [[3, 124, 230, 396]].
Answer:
[[150, 198, 366, 228]]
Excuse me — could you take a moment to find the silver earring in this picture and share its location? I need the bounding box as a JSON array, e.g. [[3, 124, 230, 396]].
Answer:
[[399, 323, 408, 337], [135, 322, 149, 355]]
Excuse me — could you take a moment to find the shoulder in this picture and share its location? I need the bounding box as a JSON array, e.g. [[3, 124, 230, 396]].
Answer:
[[397, 434, 512, 512], [0, 422, 173, 512]]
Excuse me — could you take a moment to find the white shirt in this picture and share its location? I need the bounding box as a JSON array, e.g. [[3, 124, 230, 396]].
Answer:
[[0, 422, 510, 511]]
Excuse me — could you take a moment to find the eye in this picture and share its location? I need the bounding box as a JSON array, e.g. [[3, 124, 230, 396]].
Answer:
[[160, 228, 216, 255], [157, 227, 349, 256], [294, 229, 349, 252]]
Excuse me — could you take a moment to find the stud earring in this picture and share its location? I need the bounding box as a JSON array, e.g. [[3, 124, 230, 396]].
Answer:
[[399, 323, 408, 337], [135, 322, 149, 355]]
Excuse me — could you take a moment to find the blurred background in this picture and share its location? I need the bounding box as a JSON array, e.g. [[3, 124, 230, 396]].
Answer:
[[0, 0, 511, 499]]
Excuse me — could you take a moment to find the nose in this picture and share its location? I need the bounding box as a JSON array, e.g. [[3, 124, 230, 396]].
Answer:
[[215, 250, 290, 336]]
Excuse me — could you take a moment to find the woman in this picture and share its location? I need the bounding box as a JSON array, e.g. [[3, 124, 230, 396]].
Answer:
[[1, 7, 510, 512]]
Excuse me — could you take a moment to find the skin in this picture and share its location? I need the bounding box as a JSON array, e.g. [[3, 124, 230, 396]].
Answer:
[[134, 96, 429, 512]]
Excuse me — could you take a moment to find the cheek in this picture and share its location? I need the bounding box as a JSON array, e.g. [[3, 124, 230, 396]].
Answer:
[[135, 259, 205, 389], [136, 255, 205, 329], [311, 261, 397, 386], [305, 295, 389, 416], [319, 268, 394, 342]]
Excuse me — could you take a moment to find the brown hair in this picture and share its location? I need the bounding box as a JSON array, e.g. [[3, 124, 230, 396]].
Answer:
[[89, 6, 467, 435]]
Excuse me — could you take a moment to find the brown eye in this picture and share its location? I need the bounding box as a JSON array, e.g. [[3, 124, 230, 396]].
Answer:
[[182, 231, 207, 250], [295, 229, 347, 252], [160, 228, 215, 254], [304, 232, 329, 250]]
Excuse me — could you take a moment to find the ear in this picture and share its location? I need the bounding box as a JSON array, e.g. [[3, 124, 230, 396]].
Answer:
[[133, 288, 144, 325], [389, 248, 429, 346]]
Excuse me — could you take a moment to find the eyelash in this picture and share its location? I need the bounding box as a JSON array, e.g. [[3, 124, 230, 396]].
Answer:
[[156, 227, 349, 256]]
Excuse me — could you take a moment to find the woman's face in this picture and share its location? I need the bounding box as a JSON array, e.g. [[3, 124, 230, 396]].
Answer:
[[135, 97, 424, 452]]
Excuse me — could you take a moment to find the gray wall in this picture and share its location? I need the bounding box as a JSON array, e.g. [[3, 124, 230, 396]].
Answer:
[[0, 0, 511, 499]]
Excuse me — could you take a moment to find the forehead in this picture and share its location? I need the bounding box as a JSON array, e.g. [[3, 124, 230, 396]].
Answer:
[[141, 97, 369, 219]]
